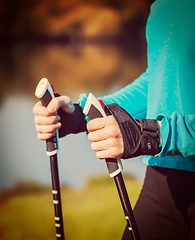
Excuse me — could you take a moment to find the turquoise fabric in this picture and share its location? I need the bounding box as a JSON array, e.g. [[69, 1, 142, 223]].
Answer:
[[78, 0, 195, 172]]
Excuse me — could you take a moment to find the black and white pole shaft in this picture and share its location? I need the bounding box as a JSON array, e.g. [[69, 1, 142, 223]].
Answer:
[[83, 93, 141, 240], [35, 78, 65, 240]]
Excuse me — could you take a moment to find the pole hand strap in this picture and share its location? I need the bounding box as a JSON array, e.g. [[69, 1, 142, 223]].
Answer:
[[104, 103, 161, 159]]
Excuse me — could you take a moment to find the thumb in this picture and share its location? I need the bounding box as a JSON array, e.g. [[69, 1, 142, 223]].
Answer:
[[47, 96, 75, 113]]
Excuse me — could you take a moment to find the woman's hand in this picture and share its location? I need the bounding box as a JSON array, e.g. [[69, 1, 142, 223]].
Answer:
[[33, 96, 74, 140], [87, 115, 124, 159]]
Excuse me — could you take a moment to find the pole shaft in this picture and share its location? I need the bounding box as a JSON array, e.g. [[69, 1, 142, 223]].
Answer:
[[114, 173, 141, 240], [83, 94, 141, 239], [35, 78, 65, 239], [50, 154, 65, 240]]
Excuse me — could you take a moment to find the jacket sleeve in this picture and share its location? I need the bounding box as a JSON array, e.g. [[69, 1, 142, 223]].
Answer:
[[156, 112, 195, 157], [78, 68, 149, 122]]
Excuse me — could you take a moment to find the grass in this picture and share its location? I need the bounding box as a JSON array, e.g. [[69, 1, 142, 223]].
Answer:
[[0, 174, 142, 240]]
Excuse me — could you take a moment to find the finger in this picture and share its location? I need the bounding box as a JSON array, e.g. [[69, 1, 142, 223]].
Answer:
[[34, 114, 60, 125], [88, 120, 122, 143], [37, 132, 56, 140], [47, 96, 75, 113], [96, 149, 110, 159], [35, 122, 61, 134], [87, 118, 107, 132], [91, 139, 107, 151], [88, 128, 109, 142], [33, 101, 54, 116], [91, 137, 123, 153], [95, 148, 122, 160]]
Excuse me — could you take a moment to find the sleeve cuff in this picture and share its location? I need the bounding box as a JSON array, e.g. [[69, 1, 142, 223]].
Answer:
[[155, 114, 171, 157]]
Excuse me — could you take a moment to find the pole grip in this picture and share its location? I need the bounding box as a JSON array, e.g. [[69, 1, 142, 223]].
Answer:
[[35, 78, 59, 156], [83, 93, 123, 177]]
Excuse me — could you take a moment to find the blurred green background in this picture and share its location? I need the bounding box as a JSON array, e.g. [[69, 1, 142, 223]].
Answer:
[[0, 0, 154, 239], [0, 174, 142, 240]]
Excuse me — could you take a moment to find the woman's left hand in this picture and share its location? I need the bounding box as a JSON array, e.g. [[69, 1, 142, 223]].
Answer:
[[87, 115, 124, 159]]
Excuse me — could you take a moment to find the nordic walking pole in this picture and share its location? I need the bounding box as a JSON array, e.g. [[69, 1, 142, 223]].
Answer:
[[83, 93, 141, 240], [35, 78, 65, 240]]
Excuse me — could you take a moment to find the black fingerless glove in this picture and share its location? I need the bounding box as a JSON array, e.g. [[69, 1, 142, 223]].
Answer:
[[54, 94, 87, 138], [104, 103, 161, 159], [58, 104, 87, 138]]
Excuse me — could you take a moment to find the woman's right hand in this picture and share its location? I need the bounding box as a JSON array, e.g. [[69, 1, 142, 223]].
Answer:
[[33, 96, 75, 140]]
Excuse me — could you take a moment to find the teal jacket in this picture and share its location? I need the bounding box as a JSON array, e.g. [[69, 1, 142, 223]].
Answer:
[[78, 0, 195, 172]]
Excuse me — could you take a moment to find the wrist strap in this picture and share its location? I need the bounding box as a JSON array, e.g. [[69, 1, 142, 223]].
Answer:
[[138, 119, 161, 156], [104, 103, 161, 159]]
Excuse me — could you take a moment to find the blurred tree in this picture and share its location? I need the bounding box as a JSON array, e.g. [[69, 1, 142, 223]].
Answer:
[[0, 0, 154, 41], [0, 0, 154, 100]]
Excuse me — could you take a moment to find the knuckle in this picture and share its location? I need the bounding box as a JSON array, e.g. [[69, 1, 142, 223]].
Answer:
[[110, 128, 121, 141], [112, 128, 120, 138]]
